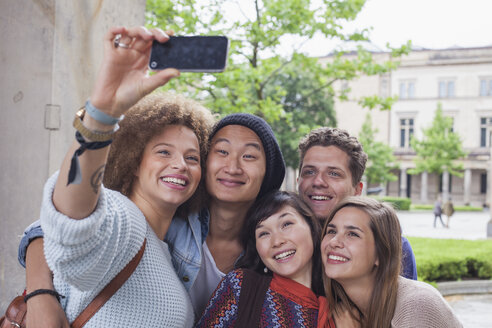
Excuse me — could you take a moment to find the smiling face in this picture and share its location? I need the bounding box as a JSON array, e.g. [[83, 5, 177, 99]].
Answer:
[[206, 125, 266, 205], [297, 146, 362, 221], [255, 205, 314, 288], [321, 206, 378, 287], [131, 124, 201, 211]]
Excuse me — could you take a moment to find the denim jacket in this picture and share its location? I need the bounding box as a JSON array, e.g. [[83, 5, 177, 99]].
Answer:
[[165, 209, 209, 290], [18, 208, 210, 292]]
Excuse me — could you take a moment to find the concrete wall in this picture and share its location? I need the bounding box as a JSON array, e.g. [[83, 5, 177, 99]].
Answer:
[[0, 0, 146, 310]]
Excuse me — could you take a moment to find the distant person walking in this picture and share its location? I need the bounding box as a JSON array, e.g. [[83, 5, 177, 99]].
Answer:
[[443, 198, 455, 228], [433, 197, 446, 228]]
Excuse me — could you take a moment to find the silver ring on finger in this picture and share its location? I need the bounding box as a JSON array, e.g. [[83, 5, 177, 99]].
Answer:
[[113, 34, 122, 48], [113, 34, 131, 49], [117, 42, 130, 49]]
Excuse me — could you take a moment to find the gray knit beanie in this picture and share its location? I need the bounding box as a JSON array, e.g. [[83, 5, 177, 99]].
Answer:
[[210, 113, 285, 198]]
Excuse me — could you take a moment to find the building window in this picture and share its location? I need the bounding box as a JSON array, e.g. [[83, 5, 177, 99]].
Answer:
[[399, 81, 415, 99], [480, 78, 492, 96], [480, 117, 492, 147], [438, 80, 455, 98], [481, 173, 487, 194], [400, 118, 414, 148]]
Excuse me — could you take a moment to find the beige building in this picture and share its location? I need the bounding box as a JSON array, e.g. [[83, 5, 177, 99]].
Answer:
[[329, 46, 492, 207]]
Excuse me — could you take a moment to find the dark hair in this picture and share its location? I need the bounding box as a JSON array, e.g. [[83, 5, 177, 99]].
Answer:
[[322, 196, 401, 327], [298, 127, 367, 186], [236, 191, 324, 296], [103, 92, 215, 217]]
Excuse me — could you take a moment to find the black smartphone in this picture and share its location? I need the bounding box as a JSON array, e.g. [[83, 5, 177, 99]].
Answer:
[[149, 36, 229, 72]]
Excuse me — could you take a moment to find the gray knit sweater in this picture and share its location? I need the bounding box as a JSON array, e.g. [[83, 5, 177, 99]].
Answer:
[[391, 277, 463, 327], [41, 173, 194, 327]]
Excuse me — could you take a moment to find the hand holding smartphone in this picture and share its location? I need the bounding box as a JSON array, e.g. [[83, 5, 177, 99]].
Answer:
[[149, 36, 229, 72]]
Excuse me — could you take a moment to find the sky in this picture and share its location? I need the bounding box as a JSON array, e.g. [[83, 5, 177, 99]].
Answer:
[[352, 0, 492, 49], [302, 0, 492, 56]]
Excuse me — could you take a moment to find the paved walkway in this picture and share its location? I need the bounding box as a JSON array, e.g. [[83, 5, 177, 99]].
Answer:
[[397, 210, 491, 240], [397, 210, 492, 327], [445, 294, 492, 328]]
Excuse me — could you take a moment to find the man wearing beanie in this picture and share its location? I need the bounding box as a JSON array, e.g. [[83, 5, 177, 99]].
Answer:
[[184, 113, 285, 315], [18, 112, 286, 319]]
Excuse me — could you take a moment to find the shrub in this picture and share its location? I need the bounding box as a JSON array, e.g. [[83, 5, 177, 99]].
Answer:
[[408, 237, 492, 282], [374, 196, 411, 210]]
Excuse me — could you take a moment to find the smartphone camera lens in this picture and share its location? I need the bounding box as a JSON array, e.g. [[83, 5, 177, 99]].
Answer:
[[150, 61, 157, 69]]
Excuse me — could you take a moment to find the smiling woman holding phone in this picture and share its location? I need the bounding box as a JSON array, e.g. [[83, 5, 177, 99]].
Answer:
[[27, 25, 215, 327]]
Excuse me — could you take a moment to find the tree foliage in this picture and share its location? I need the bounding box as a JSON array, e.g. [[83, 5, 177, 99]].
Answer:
[[358, 113, 399, 186], [146, 0, 410, 167], [409, 105, 466, 177], [264, 56, 336, 167]]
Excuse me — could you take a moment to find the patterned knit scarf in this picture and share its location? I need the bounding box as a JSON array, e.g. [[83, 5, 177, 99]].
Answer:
[[270, 273, 335, 328]]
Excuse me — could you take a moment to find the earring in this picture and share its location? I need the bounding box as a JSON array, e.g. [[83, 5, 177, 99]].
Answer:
[[264, 267, 268, 273]]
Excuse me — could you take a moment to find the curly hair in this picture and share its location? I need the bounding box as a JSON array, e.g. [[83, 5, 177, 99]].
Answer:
[[235, 191, 324, 296], [298, 127, 368, 187], [322, 196, 401, 328], [103, 92, 215, 217]]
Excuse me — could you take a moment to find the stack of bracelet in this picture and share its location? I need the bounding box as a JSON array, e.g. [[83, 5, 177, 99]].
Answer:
[[68, 100, 123, 185]]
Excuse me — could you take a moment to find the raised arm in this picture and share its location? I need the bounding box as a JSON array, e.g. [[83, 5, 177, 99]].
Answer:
[[53, 26, 179, 219], [23, 26, 179, 327]]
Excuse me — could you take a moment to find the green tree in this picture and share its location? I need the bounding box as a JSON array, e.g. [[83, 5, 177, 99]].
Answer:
[[358, 113, 399, 186], [409, 105, 466, 177], [146, 0, 410, 166], [265, 58, 336, 167]]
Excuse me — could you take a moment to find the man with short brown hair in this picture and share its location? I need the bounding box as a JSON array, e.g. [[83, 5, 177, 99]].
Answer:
[[297, 127, 417, 279]]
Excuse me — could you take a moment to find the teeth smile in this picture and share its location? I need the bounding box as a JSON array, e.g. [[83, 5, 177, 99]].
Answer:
[[311, 195, 330, 200], [329, 254, 348, 262], [161, 177, 186, 186], [274, 250, 295, 260]]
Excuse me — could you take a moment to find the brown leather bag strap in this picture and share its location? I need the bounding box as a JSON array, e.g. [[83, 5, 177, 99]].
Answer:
[[71, 238, 146, 328]]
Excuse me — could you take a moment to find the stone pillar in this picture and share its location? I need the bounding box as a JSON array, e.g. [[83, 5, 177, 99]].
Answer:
[[380, 182, 387, 196], [399, 168, 407, 198], [361, 175, 367, 196], [420, 171, 428, 203], [442, 171, 450, 202], [488, 167, 492, 237], [281, 166, 297, 192], [463, 168, 471, 205], [487, 168, 491, 208]]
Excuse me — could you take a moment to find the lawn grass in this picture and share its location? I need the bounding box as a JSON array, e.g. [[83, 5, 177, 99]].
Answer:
[[410, 204, 483, 211], [406, 237, 492, 282]]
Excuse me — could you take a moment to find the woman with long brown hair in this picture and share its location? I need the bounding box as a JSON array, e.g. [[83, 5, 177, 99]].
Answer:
[[321, 197, 462, 328]]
